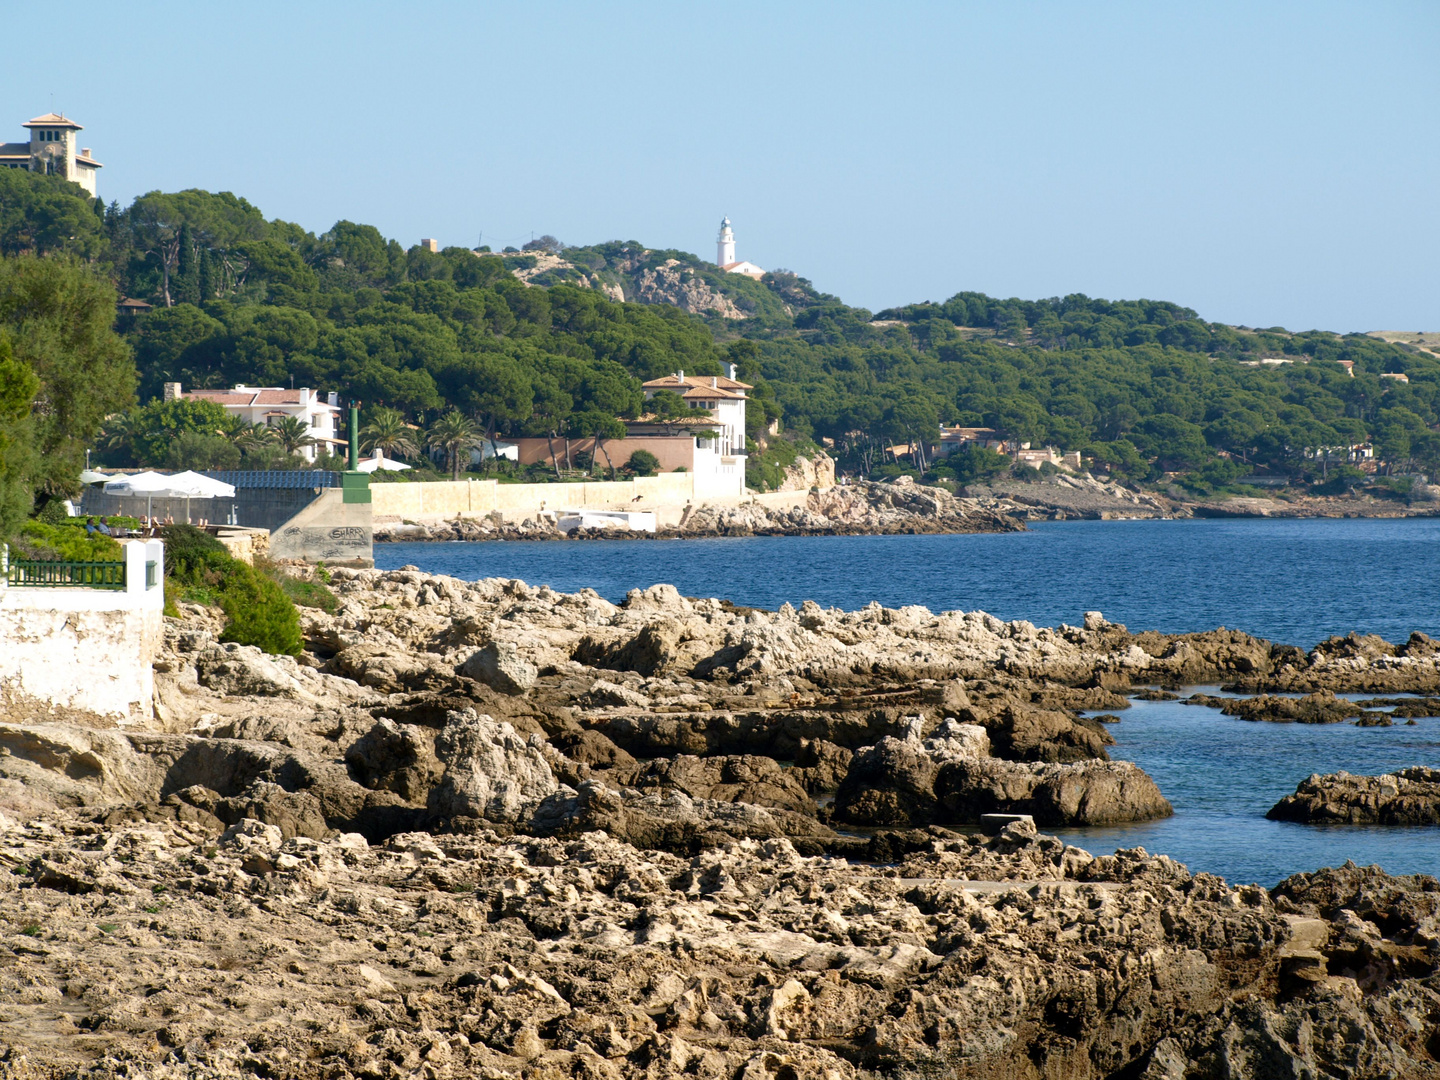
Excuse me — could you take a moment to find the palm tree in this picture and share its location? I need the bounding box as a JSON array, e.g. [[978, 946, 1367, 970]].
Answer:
[[272, 415, 317, 456], [228, 421, 277, 455], [99, 412, 139, 455], [360, 406, 419, 460], [425, 410, 482, 480]]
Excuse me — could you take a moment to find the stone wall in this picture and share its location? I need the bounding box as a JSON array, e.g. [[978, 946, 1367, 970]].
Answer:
[[0, 540, 165, 724], [371, 470, 764, 524]]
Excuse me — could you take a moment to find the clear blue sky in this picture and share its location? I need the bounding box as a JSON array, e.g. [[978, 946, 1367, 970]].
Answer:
[[8, 1, 1437, 332]]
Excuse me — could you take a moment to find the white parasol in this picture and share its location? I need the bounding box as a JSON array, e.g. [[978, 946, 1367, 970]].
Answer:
[[102, 471, 237, 523]]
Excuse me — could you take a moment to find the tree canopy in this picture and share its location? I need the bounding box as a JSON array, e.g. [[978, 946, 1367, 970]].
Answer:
[[0, 170, 1434, 500]]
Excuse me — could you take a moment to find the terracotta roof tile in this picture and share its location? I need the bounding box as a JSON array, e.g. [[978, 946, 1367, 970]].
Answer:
[[642, 373, 752, 392]]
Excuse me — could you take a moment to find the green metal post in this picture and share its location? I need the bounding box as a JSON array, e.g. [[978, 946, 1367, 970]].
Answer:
[[348, 403, 360, 471]]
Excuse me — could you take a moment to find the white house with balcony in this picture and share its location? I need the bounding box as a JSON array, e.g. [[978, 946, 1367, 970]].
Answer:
[[641, 369, 749, 458], [166, 383, 343, 462]]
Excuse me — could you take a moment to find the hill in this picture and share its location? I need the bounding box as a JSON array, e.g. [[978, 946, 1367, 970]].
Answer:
[[1, 168, 1437, 497]]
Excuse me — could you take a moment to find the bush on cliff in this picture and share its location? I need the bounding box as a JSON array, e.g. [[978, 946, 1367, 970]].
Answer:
[[162, 524, 302, 655], [216, 562, 302, 656]]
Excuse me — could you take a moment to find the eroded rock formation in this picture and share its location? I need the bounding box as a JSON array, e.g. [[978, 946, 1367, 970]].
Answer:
[[3, 568, 1440, 1077]]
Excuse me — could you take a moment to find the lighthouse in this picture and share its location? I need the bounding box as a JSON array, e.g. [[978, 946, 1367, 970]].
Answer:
[[714, 217, 766, 280], [716, 217, 736, 267]]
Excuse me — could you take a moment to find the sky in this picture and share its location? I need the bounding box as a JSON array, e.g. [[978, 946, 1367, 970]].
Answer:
[[6, 0, 1437, 332]]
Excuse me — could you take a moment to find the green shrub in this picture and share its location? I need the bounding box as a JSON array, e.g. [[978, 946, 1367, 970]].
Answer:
[[217, 562, 302, 656], [162, 524, 230, 584], [947, 444, 1011, 484], [161, 524, 302, 655], [36, 499, 70, 525], [256, 556, 338, 614], [1312, 465, 1366, 496], [622, 449, 661, 477], [12, 520, 123, 562]]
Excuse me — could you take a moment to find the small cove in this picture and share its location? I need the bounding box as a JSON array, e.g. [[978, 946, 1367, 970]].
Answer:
[[378, 518, 1440, 885]]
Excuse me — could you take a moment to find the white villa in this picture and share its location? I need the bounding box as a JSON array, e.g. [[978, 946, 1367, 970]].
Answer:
[[716, 217, 765, 280], [164, 383, 343, 463], [0, 113, 102, 196], [641, 369, 750, 459]]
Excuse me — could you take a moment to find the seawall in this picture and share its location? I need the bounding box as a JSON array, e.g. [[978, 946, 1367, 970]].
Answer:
[[370, 475, 816, 528]]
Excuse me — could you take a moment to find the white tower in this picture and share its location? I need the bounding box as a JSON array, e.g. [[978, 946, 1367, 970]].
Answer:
[[716, 217, 735, 267]]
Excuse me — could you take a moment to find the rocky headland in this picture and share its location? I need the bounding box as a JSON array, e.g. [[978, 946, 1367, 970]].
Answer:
[[5, 571, 1440, 1076]]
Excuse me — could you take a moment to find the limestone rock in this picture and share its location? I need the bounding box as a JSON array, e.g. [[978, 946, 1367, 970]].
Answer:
[[936, 758, 1174, 827], [1268, 767, 1440, 825], [1221, 690, 1365, 724], [582, 679, 652, 709], [459, 641, 537, 695], [429, 709, 558, 821], [344, 718, 441, 803], [617, 754, 815, 816]]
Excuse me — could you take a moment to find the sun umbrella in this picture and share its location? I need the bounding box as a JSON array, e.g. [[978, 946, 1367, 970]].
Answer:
[[102, 471, 236, 523], [79, 469, 111, 484]]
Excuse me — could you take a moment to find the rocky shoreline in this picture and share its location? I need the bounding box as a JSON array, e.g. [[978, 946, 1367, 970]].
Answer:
[[375, 479, 1027, 543], [5, 572, 1440, 1076], [374, 474, 1440, 544]]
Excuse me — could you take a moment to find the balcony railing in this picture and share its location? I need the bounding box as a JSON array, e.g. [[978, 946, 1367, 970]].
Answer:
[[4, 558, 127, 589]]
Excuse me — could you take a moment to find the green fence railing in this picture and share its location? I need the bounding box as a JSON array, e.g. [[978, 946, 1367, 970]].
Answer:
[[4, 558, 127, 589]]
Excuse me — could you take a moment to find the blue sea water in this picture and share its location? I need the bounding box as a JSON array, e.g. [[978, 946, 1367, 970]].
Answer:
[[378, 517, 1440, 646], [377, 518, 1440, 884]]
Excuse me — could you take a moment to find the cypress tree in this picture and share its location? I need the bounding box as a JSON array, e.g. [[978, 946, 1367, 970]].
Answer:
[[174, 223, 197, 305], [197, 247, 214, 302]]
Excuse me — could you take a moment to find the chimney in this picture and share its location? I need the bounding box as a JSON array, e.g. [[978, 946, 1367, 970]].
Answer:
[[81, 147, 91, 158], [711, 377, 717, 388], [163, 382, 182, 402], [327, 391, 339, 407], [724, 361, 737, 381], [677, 370, 684, 384], [421, 238, 439, 253]]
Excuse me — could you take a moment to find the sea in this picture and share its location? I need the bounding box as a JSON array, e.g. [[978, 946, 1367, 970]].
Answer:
[[376, 517, 1440, 885]]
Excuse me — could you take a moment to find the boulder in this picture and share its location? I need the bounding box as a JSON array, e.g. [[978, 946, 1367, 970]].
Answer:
[[790, 738, 853, 793], [195, 643, 311, 699], [936, 758, 1174, 827], [582, 679, 652, 709], [833, 720, 990, 827], [1267, 767, 1440, 825], [1220, 691, 1365, 724], [975, 704, 1114, 762], [553, 728, 637, 770], [616, 754, 815, 816], [330, 644, 461, 693], [344, 718, 441, 803], [428, 710, 558, 822], [529, 779, 834, 854], [573, 621, 685, 677], [459, 641, 537, 695]]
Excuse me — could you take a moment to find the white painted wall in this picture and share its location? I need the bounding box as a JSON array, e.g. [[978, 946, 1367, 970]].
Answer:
[[0, 541, 166, 723]]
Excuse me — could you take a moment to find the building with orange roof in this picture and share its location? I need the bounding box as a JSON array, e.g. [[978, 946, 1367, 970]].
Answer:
[[0, 113, 102, 197], [162, 383, 343, 463], [640, 368, 750, 459]]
